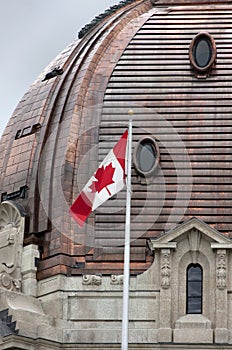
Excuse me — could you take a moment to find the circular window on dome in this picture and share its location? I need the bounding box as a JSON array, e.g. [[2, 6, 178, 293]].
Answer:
[[189, 32, 216, 78], [133, 137, 160, 178]]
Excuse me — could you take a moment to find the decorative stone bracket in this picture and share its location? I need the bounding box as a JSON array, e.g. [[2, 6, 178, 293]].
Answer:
[[82, 274, 102, 285], [110, 274, 123, 285], [187, 228, 201, 263]]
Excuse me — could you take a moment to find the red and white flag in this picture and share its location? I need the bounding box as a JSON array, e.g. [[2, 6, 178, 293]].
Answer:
[[69, 130, 128, 227]]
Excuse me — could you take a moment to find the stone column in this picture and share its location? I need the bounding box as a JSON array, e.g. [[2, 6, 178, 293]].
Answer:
[[158, 248, 172, 342], [215, 249, 229, 343], [21, 244, 40, 297]]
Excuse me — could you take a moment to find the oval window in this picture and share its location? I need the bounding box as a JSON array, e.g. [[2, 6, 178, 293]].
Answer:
[[189, 32, 216, 78], [134, 137, 159, 177], [193, 38, 212, 68]]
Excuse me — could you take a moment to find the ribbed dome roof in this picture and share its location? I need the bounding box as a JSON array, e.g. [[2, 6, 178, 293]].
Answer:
[[1, 0, 232, 279]]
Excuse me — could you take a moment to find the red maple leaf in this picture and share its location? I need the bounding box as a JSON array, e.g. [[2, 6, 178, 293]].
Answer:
[[89, 163, 116, 195]]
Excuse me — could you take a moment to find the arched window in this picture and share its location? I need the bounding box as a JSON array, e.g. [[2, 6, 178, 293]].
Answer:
[[187, 264, 203, 314]]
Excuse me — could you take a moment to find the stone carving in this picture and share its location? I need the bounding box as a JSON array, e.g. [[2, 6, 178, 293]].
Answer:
[[216, 250, 226, 290], [82, 274, 102, 286], [0, 201, 25, 292], [161, 249, 171, 289], [188, 228, 201, 263], [0, 272, 21, 291], [110, 274, 124, 285]]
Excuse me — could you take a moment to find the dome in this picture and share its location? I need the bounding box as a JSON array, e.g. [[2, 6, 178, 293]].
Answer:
[[0, 0, 232, 280]]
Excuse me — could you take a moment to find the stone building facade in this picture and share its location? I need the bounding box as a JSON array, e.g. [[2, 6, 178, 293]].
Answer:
[[0, 0, 232, 348]]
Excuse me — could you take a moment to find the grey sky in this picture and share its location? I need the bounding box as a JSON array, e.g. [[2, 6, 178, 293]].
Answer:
[[0, 0, 117, 136]]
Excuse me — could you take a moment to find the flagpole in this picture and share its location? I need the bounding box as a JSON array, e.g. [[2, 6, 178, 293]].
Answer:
[[121, 109, 133, 350]]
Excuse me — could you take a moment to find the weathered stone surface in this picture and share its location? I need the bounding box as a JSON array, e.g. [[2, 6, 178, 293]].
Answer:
[[174, 315, 213, 343]]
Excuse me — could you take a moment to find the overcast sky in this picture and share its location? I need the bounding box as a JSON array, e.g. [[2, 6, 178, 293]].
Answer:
[[0, 0, 117, 137]]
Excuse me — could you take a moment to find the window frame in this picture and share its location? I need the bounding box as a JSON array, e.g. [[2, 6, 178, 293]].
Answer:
[[133, 136, 160, 178], [189, 31, 216, 78], [186, 263, 203, 314]]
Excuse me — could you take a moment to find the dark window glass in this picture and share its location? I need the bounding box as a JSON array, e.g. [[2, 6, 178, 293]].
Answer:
[[194, 38, 212, 68], [187, 298, 202, 314], [137, 141, 156, 173], [188, 265, 202, 281], [187, 264, 202, 314], [188, 281, 202, 296]]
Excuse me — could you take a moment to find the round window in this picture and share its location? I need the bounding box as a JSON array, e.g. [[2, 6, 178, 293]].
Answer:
[[189, 32, 216, 77], [133, 137, 159, 177]]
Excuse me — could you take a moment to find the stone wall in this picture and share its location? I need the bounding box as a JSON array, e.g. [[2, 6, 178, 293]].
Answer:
[[0, 204, 232, 348]]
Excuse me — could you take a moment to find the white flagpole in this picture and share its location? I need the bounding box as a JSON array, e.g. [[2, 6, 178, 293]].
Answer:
[[121, 109, 133, 350]]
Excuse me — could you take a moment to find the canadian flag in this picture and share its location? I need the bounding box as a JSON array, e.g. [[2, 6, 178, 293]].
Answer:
[[69, 130, 128, 227]]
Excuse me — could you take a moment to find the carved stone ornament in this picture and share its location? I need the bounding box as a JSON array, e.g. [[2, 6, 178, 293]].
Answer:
[[82, 274, 102, 286], [0, 272, 21, 290], [188, 228, 201, 263], [0, 201, 26, 291], [161, 249, 171, 289], [216, 250, 227, 290], [110, 274, 124, 285]]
